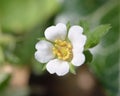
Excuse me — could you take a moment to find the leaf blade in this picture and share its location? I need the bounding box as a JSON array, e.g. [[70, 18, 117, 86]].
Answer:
[[85, 24, 111, 49]]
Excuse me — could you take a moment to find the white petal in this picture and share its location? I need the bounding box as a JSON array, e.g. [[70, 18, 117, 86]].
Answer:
[[68, 25, 87, 52], [46, 59, 69, 76], [69, 26, 83, 34], [55, 60, 69, 76], [35, 40, 54, 63], [45, 23, 67, 42], [71, 52, 85, 66], [35, 40, 52, 50], [46, 60, 56, 74]]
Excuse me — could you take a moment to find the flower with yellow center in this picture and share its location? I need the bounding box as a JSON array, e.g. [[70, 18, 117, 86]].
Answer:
[[53, 40, 73, 61], [35, 23, 87, 76]]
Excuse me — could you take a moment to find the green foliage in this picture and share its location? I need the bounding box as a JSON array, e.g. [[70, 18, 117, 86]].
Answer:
[[84, 50, 93, 63], [0, 33, 15, 46], [79, 21, 111, 50], [0, 0, 59, 33], [0, 0, 119, 96], [0, 0, 59, 64], [0, 46, 4, 64], [88, 1, 119, 96], [55, 0, 107, 24], [69, 64, 76, 75], [0, 73, 11, 91], [85, 24, 111, 50], [0, 33, 17, 64], [0, 86, 29, 96], [14, 29, 43, 64], [5, 51, 20, 64], [32, 59, 46, 75], [79, 20, 90, 33]]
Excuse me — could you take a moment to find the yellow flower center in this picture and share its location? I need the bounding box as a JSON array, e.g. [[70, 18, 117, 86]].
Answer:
[[52, 40, 73, 61]]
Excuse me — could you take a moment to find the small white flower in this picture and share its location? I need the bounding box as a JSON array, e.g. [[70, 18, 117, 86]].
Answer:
[[35, 23, 87, 76]]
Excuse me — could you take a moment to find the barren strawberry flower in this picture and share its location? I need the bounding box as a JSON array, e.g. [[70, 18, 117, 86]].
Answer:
[[35, 23, 87, 76]]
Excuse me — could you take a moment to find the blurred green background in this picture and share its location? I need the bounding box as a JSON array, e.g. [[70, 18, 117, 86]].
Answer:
[[0, 0, 119, 96]]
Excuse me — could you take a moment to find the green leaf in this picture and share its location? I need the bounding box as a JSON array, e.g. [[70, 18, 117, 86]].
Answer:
[[0, 73, 11, 91], [15, 28, 44, 64], [0, 33, 15, 46], [84, 50, 93, 63], [88, 2, 119, 96], [0, 46, 4, 64], [69, 64, 76, 75], [85, 24, 111, 49], [32, 59, 46, 75], [79, 20, 90, 34], [5, 51, 20, 64], [37, 37, 46, 41], [0, 0, 59, 33]]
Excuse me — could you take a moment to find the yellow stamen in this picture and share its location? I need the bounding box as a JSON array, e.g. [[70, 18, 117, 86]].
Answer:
[[53, 40, 73, 61]]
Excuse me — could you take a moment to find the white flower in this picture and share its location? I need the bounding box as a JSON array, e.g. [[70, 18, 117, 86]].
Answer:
[[35, 23, 87, 76]]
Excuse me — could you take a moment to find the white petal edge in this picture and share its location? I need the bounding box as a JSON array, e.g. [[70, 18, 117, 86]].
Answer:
[[72, 35, 87, 52], [46, 59, 69, 76], [71, 52, 85, 66], [68, 25, 87, 52], [68, 25, 83, 38], [35, 40, 52, 50], [46, 60, 56, 74], [35, 40, 54, 63], [45, 23, 67, 42]]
